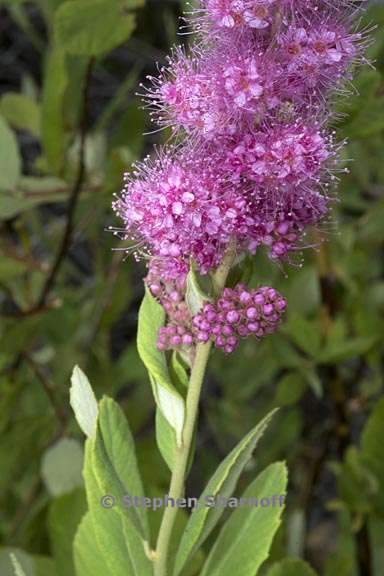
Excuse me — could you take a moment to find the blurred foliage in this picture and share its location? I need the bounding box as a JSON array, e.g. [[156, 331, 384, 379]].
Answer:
[[0, 1, 384, 575]]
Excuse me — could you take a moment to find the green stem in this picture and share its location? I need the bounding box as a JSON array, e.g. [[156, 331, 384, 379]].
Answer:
[[154, 340, 212, 576], [154, 241, 237, 576]]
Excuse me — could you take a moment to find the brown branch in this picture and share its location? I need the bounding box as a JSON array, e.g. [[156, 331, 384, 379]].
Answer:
[[1, 299, 61, 318], [1, 58, 95, 320]]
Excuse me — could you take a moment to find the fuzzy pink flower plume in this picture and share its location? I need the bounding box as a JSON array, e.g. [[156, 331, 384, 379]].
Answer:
[[113, 0, 369, 353]]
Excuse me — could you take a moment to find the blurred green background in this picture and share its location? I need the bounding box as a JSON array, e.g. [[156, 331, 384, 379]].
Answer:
[[1, 1, 384, 575]]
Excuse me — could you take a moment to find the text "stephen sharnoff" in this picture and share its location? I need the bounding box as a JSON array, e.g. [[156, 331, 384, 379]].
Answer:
[[100, 494, 286, 510]]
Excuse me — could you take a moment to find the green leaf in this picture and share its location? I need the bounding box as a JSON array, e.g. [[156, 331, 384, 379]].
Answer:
[[266, 558, 317, 576], [107, 98, 145, 157], [155, 380, 185, 448], [226, 254, 254, 289], [70, 365, 99, 438], [285, 266, 321, 316], [0, 0, 26, 4], [86, 450, 134, 576], [286, 313, 321, 357], [0, 175, 69, 221], [18, 175, 68, 195], [41, 438, 84, 497], [124, 0, 144, 7], [0, 188, 71, 220], [137, 289, 185, 448], [93, 397, 149, 539], [34, 556, 58, 576], [0, 93, 40, 137], [0, 115, 21, 190], [323, 511, 358, 576], [74, 512, 111, 576], [81, 437, 152, 576], [156, 409, 176, 471], [286, 509, 305, 557], [299, 366, 323, 398], [336, 69, 381, 121], [200, 462, 288, 576], [0, 549, 57, 576], [49, 489, 87, 576], [334, 446, 377, 515], [174, 410, 277, 576], [369, 516, 384, 576], [0, 251, 29, 280], [275, 372, 306, 405], [361, 397, 384, 513], [96, 67, 141, 130], [0, 414, 54, 491], [358, 201, 384, 244], [170, 351, 189, 390], [0, 550, 32, 576], [137, 288, 172, 387], [54, 0, 136, 56], [317, 336, 377, 364], [71, 377, 154, 576], [10, 554, 27, 576], [342, 97, 384, 139], [41, 48, 68, 174], [186, 264, 211, 315], [86, 447, 139, 576], [0, 193, 29, 220]]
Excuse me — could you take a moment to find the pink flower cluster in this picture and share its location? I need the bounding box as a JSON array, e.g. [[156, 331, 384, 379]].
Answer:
[[201, 0, 277, 30], [114, 1, 368, 352], [223, 122, 331, 185], [147, 260, 194, 344], [114, 121, 333, 276], [194, 284, 286, 353], [157, 284, 286, 354], [115, 149, 248, 276], [146, 6, 366, 137]]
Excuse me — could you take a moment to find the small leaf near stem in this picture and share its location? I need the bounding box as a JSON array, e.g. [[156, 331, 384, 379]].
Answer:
[[186, 263, 213, 316]]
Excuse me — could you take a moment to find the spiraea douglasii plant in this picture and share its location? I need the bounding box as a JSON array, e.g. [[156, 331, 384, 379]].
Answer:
[[1, 1, 378, 575], [65, 2, 373, 576]]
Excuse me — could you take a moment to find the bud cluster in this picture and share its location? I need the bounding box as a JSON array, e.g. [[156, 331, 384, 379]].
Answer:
[[194, 284, 287, 353], [156, 283, 286, 354]]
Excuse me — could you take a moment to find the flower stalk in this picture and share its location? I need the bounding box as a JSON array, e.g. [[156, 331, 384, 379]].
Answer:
[[154, 241, 237, 576]]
